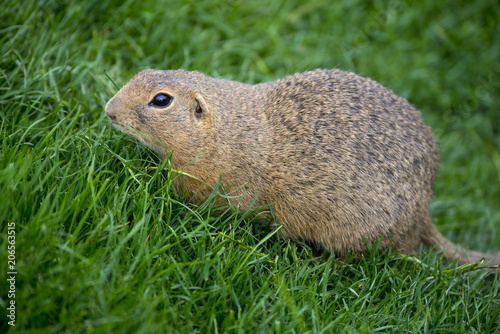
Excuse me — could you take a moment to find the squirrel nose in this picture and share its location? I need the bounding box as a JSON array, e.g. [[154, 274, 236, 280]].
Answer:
[[105, 99, 117, 121], [106, 110, 116, 121]]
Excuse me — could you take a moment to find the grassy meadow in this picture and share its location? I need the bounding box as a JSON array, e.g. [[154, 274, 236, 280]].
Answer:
[[1, 0, 500, 332]]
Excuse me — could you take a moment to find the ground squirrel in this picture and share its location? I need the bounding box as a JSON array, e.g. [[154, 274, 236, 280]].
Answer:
[[105, 68, 499, 271]]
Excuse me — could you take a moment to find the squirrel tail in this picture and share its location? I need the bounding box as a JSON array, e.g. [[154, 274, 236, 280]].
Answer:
[[420, 224, 500, 273]]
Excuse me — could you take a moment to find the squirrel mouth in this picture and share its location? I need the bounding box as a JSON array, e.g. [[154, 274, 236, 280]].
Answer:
[[109, 120, 135, 136], [110, 121, 154, 145], [111, 122, 167, 159]]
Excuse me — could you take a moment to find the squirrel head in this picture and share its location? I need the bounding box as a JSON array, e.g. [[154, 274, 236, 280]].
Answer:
[[105, 69, 215, 160]]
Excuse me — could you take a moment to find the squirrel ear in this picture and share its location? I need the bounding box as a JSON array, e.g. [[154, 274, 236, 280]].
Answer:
[[194, 93, 210, 121]]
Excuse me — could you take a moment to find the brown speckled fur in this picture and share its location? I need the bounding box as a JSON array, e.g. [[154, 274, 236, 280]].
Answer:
[[106, 69, 499, 271]]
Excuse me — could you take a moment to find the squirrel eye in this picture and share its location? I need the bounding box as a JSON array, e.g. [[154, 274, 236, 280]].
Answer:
[[149, 93, 172, 107]]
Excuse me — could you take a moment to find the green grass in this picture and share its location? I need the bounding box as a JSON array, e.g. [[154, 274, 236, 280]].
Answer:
[[1, 0, 500, 332]]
